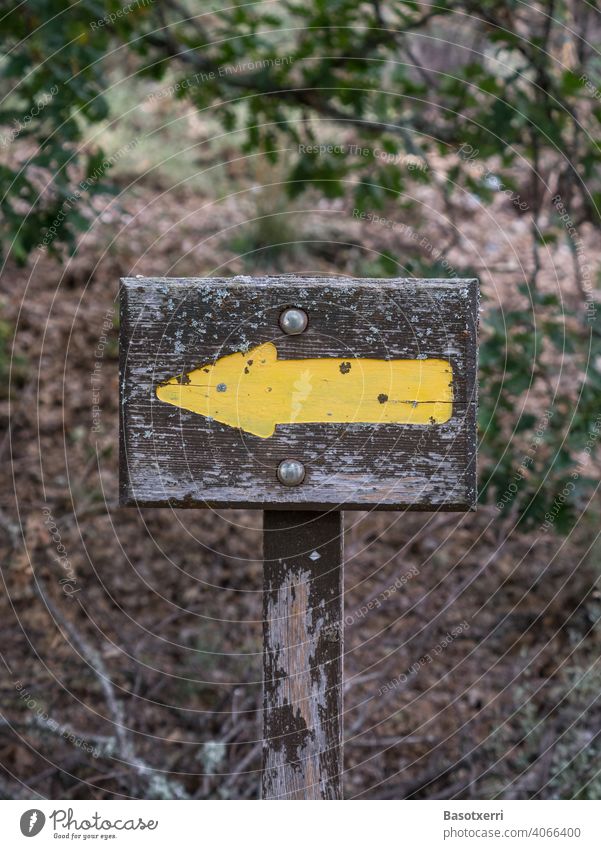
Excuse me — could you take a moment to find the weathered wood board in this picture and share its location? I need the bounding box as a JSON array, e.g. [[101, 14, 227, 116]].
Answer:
[[120, 276, 478, 510]]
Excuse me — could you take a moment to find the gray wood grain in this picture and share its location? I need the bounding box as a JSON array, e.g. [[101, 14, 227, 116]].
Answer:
[[120, 276, 478, 510], [262, 510, 343, 799]]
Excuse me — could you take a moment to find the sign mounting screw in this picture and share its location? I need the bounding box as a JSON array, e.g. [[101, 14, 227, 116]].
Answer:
[[277, 459, 306, 486], [279, 307, 308, 335]]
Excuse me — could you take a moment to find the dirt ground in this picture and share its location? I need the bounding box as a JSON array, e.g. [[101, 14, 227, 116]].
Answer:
[[1, 140, 600, 799]]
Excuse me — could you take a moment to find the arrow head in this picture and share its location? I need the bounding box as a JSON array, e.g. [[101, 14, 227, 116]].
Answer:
[[156, 342, 279, 438]]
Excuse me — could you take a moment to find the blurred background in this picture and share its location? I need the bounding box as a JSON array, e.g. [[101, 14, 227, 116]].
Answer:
[[0, 0, 600, 799]]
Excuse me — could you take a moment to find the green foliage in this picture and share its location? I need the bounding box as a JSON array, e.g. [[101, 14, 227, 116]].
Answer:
[[3, 0, 601, 261], [479, 284, 601, 531], [0, 0, 154, 258]]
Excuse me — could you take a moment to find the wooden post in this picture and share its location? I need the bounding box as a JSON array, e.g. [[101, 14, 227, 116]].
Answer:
[[262, 510, 343, 800]]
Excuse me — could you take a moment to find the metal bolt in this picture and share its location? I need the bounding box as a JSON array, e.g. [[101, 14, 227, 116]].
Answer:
[[279, 307, 308, 335], [277, 459, 306, 486]]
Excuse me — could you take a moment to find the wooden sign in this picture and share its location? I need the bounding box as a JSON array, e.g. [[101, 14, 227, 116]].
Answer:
[[120, 276, 478, 511], [120, 275, 479, 800]]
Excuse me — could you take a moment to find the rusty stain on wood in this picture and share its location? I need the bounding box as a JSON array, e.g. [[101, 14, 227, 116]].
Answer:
[[262, 510, 343, 799], [120, 276, 478, 509]]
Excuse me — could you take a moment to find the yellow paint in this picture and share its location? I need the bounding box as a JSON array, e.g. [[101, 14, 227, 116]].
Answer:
[[156, 342, 453, 438]]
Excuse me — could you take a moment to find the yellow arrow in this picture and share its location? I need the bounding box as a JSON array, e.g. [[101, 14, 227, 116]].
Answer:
[[156, 342, 453, 438]]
